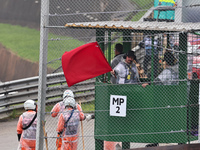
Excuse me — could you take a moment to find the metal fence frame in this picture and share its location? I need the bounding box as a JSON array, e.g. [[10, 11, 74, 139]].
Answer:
[[0, 72, 95, 119], [36, 0, 200, 149]]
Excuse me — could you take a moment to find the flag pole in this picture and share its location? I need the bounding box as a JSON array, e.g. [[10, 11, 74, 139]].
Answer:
[[79, 101, 85, 150], [42, 121, 48, 150]]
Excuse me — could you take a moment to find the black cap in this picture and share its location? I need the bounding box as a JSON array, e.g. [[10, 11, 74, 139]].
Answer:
[[163, 52, 175, 66], [123, 51, 136, 60]]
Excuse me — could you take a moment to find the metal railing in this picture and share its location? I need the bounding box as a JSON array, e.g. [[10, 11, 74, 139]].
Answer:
[[0, 72, 95, 118]]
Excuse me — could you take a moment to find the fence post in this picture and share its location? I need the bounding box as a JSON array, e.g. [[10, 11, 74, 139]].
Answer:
[[36, 0, 49, 149]]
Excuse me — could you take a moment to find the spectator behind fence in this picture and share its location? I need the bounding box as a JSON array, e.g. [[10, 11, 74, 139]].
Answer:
[[110, 43, 124, 84], [155, 51, 178, 85], [142, 51, 178, 88], [111, 51, 140, 84]]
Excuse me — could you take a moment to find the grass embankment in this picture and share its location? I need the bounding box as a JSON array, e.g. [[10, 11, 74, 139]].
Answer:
[[0, 23, 85, 69], [0, 24, 40, 62]]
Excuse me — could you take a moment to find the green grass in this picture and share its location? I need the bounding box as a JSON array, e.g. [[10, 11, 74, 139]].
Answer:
[[131, 0, 154, 8], [47, 34, 85, 69], [129, 0, 154, 21], [0, 24, 40, 62], [81, 101, 95, 113], [131, 11, 148, 21], [0, 23, 85, 69]]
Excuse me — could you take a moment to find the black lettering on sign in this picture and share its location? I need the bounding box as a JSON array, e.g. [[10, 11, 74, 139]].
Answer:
[[119, 98, 124, 105], [116, 106, 120, 113], [113, 98, 119, 105]]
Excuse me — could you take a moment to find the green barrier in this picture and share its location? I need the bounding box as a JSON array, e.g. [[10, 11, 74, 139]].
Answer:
[[95, 82, 197, 145]]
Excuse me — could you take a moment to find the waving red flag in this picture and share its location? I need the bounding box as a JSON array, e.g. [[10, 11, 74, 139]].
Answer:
[[62, 42, 112, 87]]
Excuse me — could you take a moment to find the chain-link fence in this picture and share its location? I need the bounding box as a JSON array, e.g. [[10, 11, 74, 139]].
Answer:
[[37, 0, 200, 149]]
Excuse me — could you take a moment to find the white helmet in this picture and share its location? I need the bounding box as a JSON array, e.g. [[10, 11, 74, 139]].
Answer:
[[64, 97, 76, 108], [63, 90, 74, 99], [24, 99, 36, 110]]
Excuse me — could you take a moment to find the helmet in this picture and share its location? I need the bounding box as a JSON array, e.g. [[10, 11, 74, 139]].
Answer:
[[63, 90, 74, 99], [64, 97, 76, 108], [24, 99, 36, 110]]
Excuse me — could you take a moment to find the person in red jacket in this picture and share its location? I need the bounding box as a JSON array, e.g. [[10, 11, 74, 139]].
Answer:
[[56, 97, 85, 150], [17, 99, 37, 150]]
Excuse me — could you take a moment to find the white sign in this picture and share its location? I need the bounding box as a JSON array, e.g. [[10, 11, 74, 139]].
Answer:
[[110, 95, 127, 117]]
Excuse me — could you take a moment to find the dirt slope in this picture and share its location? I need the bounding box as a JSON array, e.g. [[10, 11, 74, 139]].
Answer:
[[0, 43, 44, 82]]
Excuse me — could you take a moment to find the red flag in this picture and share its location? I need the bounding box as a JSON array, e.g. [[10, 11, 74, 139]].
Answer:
[[62, 42, 112, 87]]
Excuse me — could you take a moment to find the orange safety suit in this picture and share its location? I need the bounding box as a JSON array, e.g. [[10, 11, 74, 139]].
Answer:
[[17, 110, 37, 150], [104, 141, 122, 150], [56, 107, 85, 150], [51, 102, 84, 150]]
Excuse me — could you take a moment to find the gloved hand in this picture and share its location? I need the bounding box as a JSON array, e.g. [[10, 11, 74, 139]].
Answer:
[[86, 115, 92, 122], [17, 134, 21, 141], [86, 114, 95, 122]]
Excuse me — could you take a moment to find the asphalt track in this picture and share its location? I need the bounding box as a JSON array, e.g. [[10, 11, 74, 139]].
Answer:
[[1, 115, 191, 149], [0, 118, 19, 150], [0, 114, 95, 150], [0, 115, 148, 150]]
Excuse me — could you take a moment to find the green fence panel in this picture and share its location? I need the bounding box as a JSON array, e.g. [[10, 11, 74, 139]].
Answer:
[[95, 82, 193, 143]]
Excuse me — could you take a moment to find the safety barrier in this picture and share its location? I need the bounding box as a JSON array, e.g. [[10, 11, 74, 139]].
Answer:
[[0, 72, 95, 118]]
